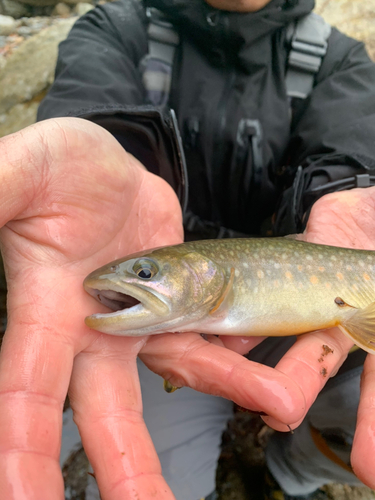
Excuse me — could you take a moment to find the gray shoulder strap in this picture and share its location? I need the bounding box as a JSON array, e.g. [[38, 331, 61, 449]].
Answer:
[[141, 8, 179, 106], [285, 12, 331, 100], [146, 8, 179, 65]]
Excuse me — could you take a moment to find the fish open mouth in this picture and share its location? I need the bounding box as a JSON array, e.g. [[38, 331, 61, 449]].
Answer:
[[84, 277, 170, 319], [84, 278, 171, 335], [93, 289, 141, 312]]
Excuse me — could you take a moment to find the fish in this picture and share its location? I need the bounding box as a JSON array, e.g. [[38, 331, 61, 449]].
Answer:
[[83, 238, 375, 354]]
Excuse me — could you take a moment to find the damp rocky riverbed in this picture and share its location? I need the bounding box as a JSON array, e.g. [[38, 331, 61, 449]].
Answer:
[[1, 0, 375, 498]]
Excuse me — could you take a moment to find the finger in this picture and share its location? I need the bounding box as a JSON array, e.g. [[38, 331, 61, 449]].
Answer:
[[351, 353, 375, 488], [219, 335, 266, 354], [262, 327, 353, 431], [201, 334, 264, 355], [0, 265, 96, 499], [140, 332, 306, 424], [0, 320, 73, 499], [69, 335, 175, 500]]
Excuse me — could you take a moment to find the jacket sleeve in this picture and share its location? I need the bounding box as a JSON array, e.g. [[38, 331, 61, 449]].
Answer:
[[274, 27, 375, 235], [37, 0, 187, 208], [38, 0, 148, 117]]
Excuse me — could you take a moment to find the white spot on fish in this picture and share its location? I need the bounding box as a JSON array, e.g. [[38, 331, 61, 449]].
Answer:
[[235, 269, 240, 278], [306, 255, 313, 261], [274, 263, 281, 269], [243, 262, 249, 268]]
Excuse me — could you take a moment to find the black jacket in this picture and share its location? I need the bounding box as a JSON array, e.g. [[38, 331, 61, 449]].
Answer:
[[37, 0, 375, 237]]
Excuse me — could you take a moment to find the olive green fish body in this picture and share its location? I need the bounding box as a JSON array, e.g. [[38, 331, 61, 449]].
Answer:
[[84, 238, 375, 354]]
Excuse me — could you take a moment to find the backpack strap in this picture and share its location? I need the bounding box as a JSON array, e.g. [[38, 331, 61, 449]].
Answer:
[[285, 12, 331, 100], [140, 8, 179, 107]]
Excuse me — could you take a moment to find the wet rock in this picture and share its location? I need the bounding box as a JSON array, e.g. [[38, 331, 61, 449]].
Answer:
[[0, 95, 41, 137], [52, 1, 70, 16], [73, 1, 93, 16], [16, 0, 80, 6], [315, 0, 375, 60], [323, 483, 375, 500], [62, 446, 90, 499], [0, 16, 76, 135], [0, 0, 30, 18], [0, 14, 17, 34]]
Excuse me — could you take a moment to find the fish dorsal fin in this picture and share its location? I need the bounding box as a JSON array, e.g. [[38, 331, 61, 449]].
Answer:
[[339, 301, 375, 354], [209, 267, 235, 317]]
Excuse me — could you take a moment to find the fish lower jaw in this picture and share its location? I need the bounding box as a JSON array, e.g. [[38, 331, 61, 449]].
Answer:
[[85, 302, 155, 335]]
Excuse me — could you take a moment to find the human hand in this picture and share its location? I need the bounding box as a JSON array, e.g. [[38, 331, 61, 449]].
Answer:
[[261, 187, 375, 489], [0, 117, 305, 499]]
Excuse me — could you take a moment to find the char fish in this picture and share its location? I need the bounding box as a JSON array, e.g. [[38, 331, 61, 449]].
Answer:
[[83, 238, 375, 354]]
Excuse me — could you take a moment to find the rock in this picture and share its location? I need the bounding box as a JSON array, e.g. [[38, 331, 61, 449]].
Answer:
[[51, 2, 70, 16], [0, 0, 30, 18], [15, 0, 88, 6], [0, 17, 77, 116], [0, 98, 40, 136], [73, 2, 93, 16], [323, 483, 375, 500], [17, 16, 53, 37], [315, 0, 375, 60], [0, 14, 16, 35]]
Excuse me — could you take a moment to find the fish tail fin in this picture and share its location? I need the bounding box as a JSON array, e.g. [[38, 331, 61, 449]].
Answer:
[[339, 301, 375, 354]]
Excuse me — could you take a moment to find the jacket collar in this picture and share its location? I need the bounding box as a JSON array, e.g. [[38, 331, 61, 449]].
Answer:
[[145, 0, 315, 53]]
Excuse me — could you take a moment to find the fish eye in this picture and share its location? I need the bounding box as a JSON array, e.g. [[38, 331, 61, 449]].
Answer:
[[133, 259, 159, 280]]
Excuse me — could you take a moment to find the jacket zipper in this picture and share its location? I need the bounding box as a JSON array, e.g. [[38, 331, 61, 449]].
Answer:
[[209, 69, 236, 223]]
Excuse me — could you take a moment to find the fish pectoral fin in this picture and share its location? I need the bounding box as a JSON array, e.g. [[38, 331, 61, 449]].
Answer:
[[163, 380, 181, 393], [209, 267, 235, 317], [339, 301, 375, 354]]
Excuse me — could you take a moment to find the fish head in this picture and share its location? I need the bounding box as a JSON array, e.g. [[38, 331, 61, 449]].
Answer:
[[83, 244, 227, 336]]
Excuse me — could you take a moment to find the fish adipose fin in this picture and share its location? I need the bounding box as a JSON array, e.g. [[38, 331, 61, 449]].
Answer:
[[339, 301, 375, 354], [209, 267, 235, 317]]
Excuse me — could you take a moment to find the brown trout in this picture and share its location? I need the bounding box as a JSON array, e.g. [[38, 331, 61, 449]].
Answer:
[[83, 238, 375, 354]]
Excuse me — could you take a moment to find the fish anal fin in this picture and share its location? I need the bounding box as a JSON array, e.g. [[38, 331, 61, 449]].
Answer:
[[209, 267, 235, 317], [339, 301, 375, 354]]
